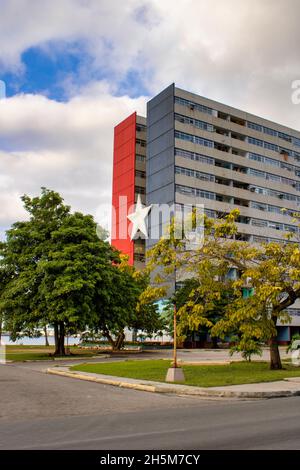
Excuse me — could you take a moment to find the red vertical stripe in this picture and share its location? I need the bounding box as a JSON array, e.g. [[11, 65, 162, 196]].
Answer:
[[111, 112, 136, 264]]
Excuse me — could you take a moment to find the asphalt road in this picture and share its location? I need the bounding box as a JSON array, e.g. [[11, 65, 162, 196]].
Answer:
[[1, 361, 300, 450]]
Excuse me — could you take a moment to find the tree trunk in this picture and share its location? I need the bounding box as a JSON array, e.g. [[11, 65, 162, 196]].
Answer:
[[102, 327, 116, 349], [211, 336, 219, 349], [54, 322, 66, 356], [270, 336, 282, 369], [44, 326, 49, 347], [114, 331, 125, 351], [269, 316, 282, 370]]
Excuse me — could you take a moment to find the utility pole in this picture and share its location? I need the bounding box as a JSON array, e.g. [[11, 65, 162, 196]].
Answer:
[[172, 303, 178, 368]]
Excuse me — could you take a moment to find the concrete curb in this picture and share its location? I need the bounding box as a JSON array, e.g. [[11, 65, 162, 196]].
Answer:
[[46, 367, 300, 400]]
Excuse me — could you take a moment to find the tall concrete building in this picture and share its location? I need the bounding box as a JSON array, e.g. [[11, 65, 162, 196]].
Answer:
[[112, 84, 300, 342], [147, 84, 300, 247]]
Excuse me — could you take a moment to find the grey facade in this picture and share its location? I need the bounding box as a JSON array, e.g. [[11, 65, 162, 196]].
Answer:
[[146, 84, 175, 248], [147, 84, 300, 246], [145, 83, 300, 341]]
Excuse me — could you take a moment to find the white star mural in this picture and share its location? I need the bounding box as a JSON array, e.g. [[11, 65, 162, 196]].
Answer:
[[127, 195, 152, 240]]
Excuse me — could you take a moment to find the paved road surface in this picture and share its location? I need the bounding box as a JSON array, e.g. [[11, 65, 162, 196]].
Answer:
[[1, 361, 300, 450]]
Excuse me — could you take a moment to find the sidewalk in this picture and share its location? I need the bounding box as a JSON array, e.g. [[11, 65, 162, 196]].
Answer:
[[47, 366, 300, 400]]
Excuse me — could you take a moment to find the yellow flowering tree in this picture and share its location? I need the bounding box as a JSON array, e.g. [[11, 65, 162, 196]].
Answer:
[[148, 210, 300, 369]]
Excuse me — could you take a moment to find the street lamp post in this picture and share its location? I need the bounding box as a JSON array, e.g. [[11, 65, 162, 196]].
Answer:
[[172, 303, 178, 368], [165, 294, 185, 382]]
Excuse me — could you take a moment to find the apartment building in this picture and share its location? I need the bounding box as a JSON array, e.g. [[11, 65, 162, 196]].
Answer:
[[112, 84, 300, 342], [111, 112, 146, 269], [147, 84, 300, 248]]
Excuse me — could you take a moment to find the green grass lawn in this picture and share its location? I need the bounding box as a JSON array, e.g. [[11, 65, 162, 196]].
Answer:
[[4, 345, 103, 362], [71, 359, 300, 387]]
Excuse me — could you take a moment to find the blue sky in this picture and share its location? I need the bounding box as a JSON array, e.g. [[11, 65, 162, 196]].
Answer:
[[1, 41, 149, 101], [0, 0, 300, 238]]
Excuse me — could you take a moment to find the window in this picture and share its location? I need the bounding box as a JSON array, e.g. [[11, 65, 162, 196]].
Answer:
[[285, 224, 298, 233], [266, 173, 280, 183], [136, 154, 145, 162], [253, 236, 267, 243], [175, 148, 214, 165], [176, 184, 193, 195], [248, 136, 264, 147], [287, 308, 300, 316], [175, 130, 193, 142], [294, 151, 300, 161], [269, 222, 283, 230], [278, 132, 292, 143], [136, 138, 146, 147], [264, 141, 278, 152], [281, 177, 295, 187], [175, 113, 214, 132], [174, 96, 213, 115], [293, 137, 300, 148], [247, 121, 262, 132], [135, 186, 145, 195], [251, 201, 267, 211], [265, 156, 280, 167], [204, 209, 215, 218], [251, 219, 268, 227], [134, 253, 145, 262], [279, 147, 293, 157], [194, 135, 214, 147], [250, 186, 266, 195], [263, 126, 277, 137], [135, 170, 146, 179], [175, 184, 216, 200], [196, 189, 215, 199], [249, 168, 265, 178], [280, 162, 294, 172], [267, 205, 282, 214], [248, 152, 263, 162], [175, 130, 214, 148], [136, 124, 146, 132]]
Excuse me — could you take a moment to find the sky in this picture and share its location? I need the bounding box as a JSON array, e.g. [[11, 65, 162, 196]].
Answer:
[[0, 0, 300, 237]]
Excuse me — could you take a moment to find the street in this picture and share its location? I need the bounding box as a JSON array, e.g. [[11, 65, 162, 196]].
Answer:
[[1, 359, 300, 450]]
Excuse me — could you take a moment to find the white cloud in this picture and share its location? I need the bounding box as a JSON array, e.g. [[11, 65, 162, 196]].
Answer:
[[1, 0, 300, 234], [0, 85, 147, 231]]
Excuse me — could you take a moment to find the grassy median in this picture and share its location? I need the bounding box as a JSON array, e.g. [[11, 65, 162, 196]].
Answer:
[[71, 359, 300, 387], [4, 345, 102, 362]]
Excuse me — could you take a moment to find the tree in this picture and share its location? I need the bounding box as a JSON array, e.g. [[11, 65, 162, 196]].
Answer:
[[90, 257, 165, 350], [170, 277, 236, 348], [148, 210, 300, 369], [0, 189, 67, 351], [0, 188, 119, 355], [38, 211, 119, 355], [0, 188, 173, 355]]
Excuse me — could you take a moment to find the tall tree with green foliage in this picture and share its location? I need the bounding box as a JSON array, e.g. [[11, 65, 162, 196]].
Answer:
[[90, 256, 165, 350], [165, 277, 236, 348], [0, 188, 119, 355], [0, 188, 164, 354], [148, 210, 300, 369], [38, 211, 120, 354]]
